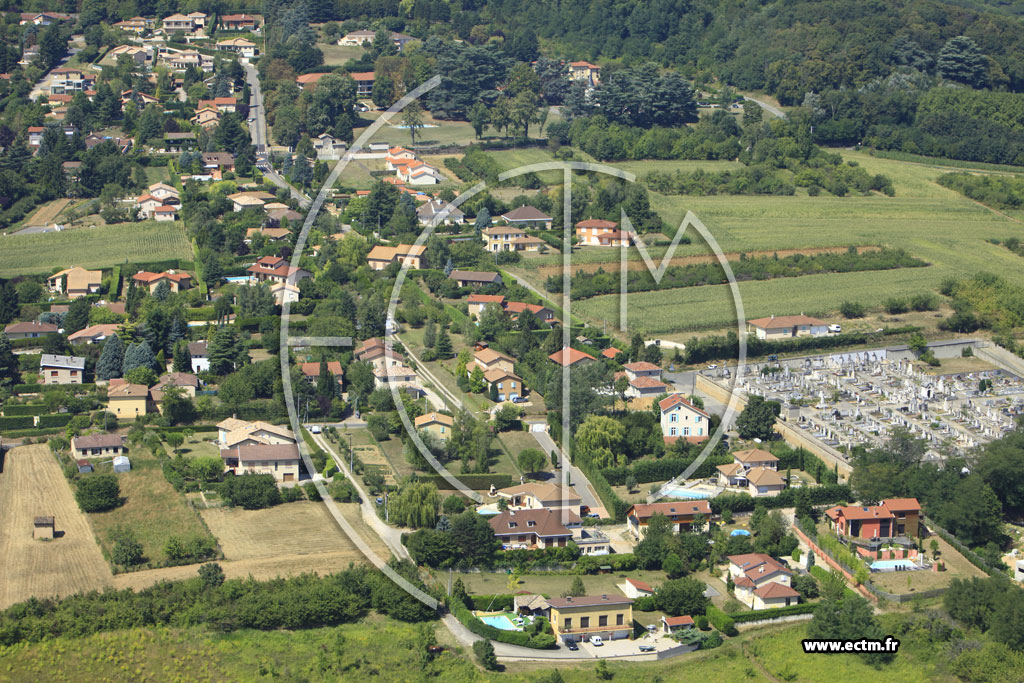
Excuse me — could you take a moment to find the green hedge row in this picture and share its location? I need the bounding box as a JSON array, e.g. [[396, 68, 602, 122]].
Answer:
[[601, 454, 732, 486], [187, 307, 217, 321], [160, 424, 219, 434], [0, 416, 35, 430], [705, 605, 737, 636], [577, 457, 630, 522], [450, 603, 554, 649], [0, 427, 67, 438], [730, 603, 816, 623], [13, 384, 41, 393], [710, 484, 852, 514], [2, 404, 47, 416], [420, 473, 513, 490], [929, 523, 1004, 578], [469, 595, 516, 612], [37, 414, 73, 428], [11, 338, 57, 349]]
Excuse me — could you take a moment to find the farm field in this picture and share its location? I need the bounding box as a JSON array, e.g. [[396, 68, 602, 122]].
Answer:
[[0, 445, 113, 609], [0, 221, 192, 276], [87, 448, 216, 569], [20, 197, 73, 228]]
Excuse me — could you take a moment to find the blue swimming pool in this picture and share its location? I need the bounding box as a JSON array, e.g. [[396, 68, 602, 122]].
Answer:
[[479, 614, 518, 630], [663, 488, 714, 499], [870, 559, 918, 571], [224, 276, 253, 284]]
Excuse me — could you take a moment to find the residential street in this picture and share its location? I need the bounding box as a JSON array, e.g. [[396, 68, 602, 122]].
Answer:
[[529, 426, 607, 517]]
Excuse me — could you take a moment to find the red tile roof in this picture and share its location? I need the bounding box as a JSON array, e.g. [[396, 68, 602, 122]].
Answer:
[[658, 394, 710, 417], [548, 347, 596, 367]]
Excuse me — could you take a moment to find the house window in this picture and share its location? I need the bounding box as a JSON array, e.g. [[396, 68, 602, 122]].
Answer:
[[670, 413, 678, 422], [616, 613, 624, 626], [670, 427, 676, 436], [695, 415, 702, 423], [598, 615, 608, 627], [527, 521, 536, 527], [440, 426, 445, 434], [508, 522, 517, 528], [51, 371, 58, 376], [70, 370, 78, 376], [683, 427, 690, 436], [580, 617, 590, 628], [564, 618, 572, 630]]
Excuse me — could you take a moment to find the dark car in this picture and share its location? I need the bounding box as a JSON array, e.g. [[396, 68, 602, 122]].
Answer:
[[565, 640, 579, 651], [639, 645, 655, 652]]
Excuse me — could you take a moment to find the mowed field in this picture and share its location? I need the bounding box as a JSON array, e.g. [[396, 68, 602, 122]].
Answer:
[[506, 148, 1024, 335], [0, 445, 113, 609], [0, 221, 192, 277]]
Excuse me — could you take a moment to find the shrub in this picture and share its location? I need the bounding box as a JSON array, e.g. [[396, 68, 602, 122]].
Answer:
[[634, 596, 657, 611], [280, 486, 304, 503], [36, 414, 73, 428], [696, 615, 710, 630], [303, 482, 322, 501], [0, 415, 35, 430], [706, 606, 737, 636], [701, 630, 723, 649], [110, 528, 144, 568], [473, 639, 499, 671], [75, 474, 121, 512], [329, 479, 360, 502], [840, 301, 865, 318], [220, 474, 282, 509]]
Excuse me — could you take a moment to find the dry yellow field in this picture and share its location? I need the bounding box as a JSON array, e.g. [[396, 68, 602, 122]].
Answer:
[[0, 445, 113, 608]]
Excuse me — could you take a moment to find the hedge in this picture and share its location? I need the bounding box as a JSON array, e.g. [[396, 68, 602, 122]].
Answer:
[[0, 416, 35, 430], [0, 427, 67, 438], [684, 326, 923, 364], [576, 457, 630, 522], [929, 522, 1004, 578], [420, 473, 513, 490], [2, 404, 47, 416], [730, 603, 817, 623], [710, 484, 852, 514], [705, 605, 737, 636], [451, 603, 554, 648], [36, 414, 73, 428], [469, 595, 516, 612], [187, 307, 217, 322], [11, 338, 57, 349], [159, 424, 219, 433], [601, 454, 732, 486]]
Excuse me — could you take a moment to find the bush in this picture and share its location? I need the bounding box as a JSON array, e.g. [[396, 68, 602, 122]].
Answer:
[[696, 615, 710, 630], [303, 482, 322, 501], [730, 603, 817, 622], [634, 596, 657, 611], [0, 415, 35, 430], [220, 474, 282, 509], [705, 606, 737, 636], [473, 639, 500, 671], [75, 474, 121, 512], [329, 478, 360, 502], [1, 404, 47, 416], [36, 414, 73, 428], [840, 301, 865, 318], [701, 630, 723, 649], [280, 486, 304, 503]]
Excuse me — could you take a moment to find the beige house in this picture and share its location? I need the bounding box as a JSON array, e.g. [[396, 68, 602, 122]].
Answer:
[[414, 412, 454, 441], [222, 443, 301, 482], [489, 508, 577, 550], [727, 553, 799, 610], [575, 218, 620, 246], [68, 324, 120, 344], [567, 61, 601, 86], [472, 348, 516, 375], [467, 294, 505, 318], [547, 595, 632, 644], [47, 267, 102, 299], [71, 433, 126, 459], [548, 347, 596, 368], [217, 418, 296, 448], [484, 368, 523, 401], [191, 106, 221, 129], [366, 244, 425, 270], [4, 321, 57, 339], [625, 500, 712, 539], [300, 361, 343, 386], [132, 271, 192, 293], [746, 314, 829, 340], [106, 381, 150, 418], [716, 449, 785, 497], [659, 394, 710, 444], [500, 205, 552, 229], [495, 482, 582, 515], [40, 354, 85, 385]]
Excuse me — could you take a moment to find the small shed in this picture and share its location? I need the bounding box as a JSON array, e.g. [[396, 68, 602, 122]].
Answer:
[[662, 615, 695, 634], [77, 459, 93, 473], [112, 455, 131, 473], [33, 516, 55, 540]]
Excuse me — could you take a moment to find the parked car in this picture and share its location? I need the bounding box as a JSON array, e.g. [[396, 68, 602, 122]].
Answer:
[[639, 644, 655, 652], [829, 324, 842, 333], [310, 425, 322, 434], [512, 396, 527, 403], [565, 640, 579, 651], [590, 636, 604, 646], [707, 364, 718, 369], [586, 512, 600, 519]]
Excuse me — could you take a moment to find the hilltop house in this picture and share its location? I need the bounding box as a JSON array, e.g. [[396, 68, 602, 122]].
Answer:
[[215, 37, 258, 59], [71, 434, 126, 459], [575, 218, 626, 246], [548, 347, 596, 368], [106, 381, 150, 418], [220, 13, 263, 31], [132, 271, 192, 293], [366, 244, 425, 270], [300, 361, 343, 386], [500, 205, 552, 229], [40, 354, 85, 385], [417, 199, 464, 226], [4, 321, 57, 339], [727, 553, 798, 610], [68, 324, 120, 345], [546, 595, 632, 644], [659, 394, 710, 444], [495, 482, 582, 515], [824, 498, 921, 539], [716, 448, 786, 496], [489, 508, 577, 550], [414, 412, 454, 441], [467, 294, 505, 318], [46, 267, 102, 299], [247, 256, 311, 285], [188, 340, 209, 373], [482, 226, 543, 252], [567, 61, 601, 86], [221, 443, 301, 482], [618, 578, 655, 599], [449, 270, 502, 287], [484, 368, 523, 401], [626, 500, 712, 539], [216, 418, 296, 448]]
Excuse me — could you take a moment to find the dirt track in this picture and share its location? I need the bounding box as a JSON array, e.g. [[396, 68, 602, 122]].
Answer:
[[534, 245, 879, 277], [0, 445, 113, 608]]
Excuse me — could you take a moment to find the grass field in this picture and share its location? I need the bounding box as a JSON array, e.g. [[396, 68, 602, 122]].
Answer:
[[321, 43, 366, 66], [0, 445, 113, 609], [87, 448, 216, 569], [869, 535, 985, 593], [432, 568, 671, 599], [0, 221, 192, 277], [21, 197, 74, 228], [354, 112, 479, 148]]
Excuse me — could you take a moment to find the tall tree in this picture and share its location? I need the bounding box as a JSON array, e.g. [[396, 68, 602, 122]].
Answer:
[[96, 334, 125, 380], [0, 333, 18, 387], [63, 297, 90, 335], [122, 340, 157, 375]]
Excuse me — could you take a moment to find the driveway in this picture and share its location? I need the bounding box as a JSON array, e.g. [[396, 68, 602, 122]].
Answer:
[[530, 428, 606, 517]]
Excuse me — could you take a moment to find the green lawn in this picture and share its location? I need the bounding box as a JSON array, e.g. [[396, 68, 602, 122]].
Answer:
[[353, 113, 480, 148], [320, 43, 366, 66], [0, 221, 192, 277], [163, 434, 220, 460], [86, 448, 217, 569], [431, 568, 671, 598]]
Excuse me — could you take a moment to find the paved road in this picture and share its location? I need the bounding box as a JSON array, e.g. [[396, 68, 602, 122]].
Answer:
[[243, 62, 312, 209], [743, 95, 785, 119], [397, 334, 482, 415], [529, 427, 606, 517]]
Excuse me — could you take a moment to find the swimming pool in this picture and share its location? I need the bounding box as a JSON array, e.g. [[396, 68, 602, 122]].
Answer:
[[478, 614, 518, 630], [870, 559, 919, 571], [663, 487, 715, 499], [224, 276, 253, 284]]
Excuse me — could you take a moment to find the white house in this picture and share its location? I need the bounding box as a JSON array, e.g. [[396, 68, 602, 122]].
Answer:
[[659, 394, 710, 444], [618, 578, 655, 599], [746, 314, 829, 340], [188, 340, 209, 373]]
